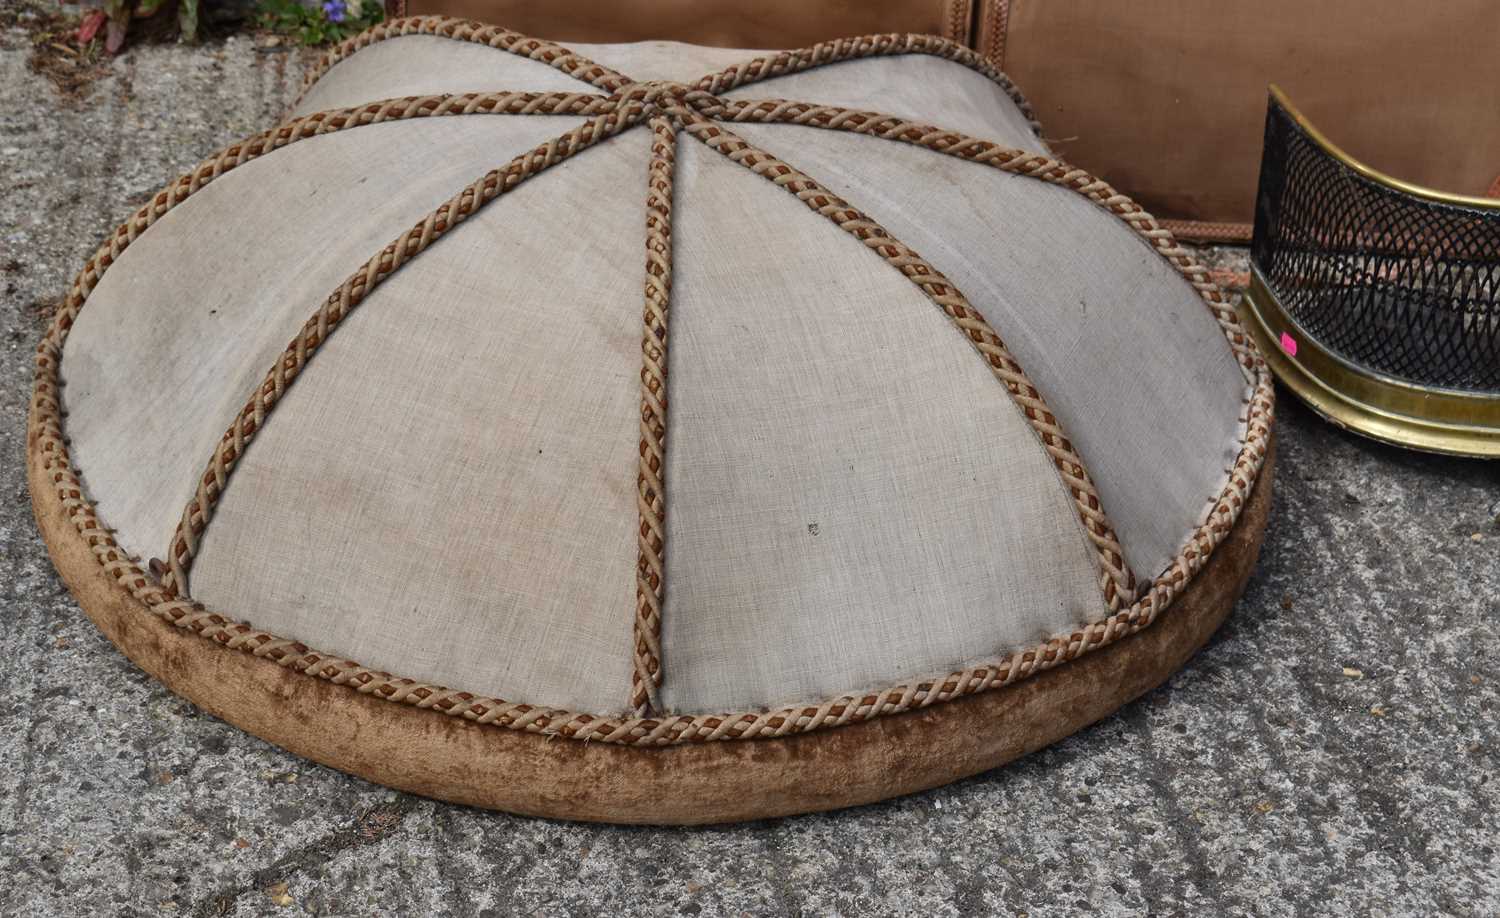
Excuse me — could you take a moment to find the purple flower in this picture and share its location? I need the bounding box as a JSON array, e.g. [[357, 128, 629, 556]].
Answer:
[[322, 0, 346, 22]]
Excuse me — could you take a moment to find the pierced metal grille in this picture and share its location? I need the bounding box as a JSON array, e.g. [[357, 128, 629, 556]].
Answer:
[[1251, 95, 1500, 393]]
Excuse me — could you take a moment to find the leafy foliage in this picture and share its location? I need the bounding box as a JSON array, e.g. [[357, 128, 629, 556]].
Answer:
[[256, 0, 383, 46]]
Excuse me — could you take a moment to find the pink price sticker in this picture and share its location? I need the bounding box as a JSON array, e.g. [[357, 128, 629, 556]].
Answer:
[[1279, 331, 1298, 357]]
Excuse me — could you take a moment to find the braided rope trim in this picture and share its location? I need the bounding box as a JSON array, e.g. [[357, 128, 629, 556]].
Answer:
[[159, 94, 653, 596], [38, 89, 633, 352], [297, 17, 631, 108], [670, 108, 1139, 609], [698, 98, 1260, 374], [692, 31, 1042, 137], [34, 371, 1269, 746], [31, 21, 1273, 746], [631, 115, 677, 715]]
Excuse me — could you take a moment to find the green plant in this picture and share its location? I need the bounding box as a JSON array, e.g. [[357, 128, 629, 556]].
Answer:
[[257, 0, 383, 46]]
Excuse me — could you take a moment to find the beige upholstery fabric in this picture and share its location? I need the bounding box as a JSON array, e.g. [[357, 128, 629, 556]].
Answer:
[[188, 131, 648, 714], [573, 40, 770, 83], [736, 55, 1046, 157], [293, 35, 600, 114], [293, 33, 1044, 159], [62, 115, 586, 571], [660, 141, 1103, 712], [730, 124, 1251, 580], [290, 34, 762, 116], [58, 33, 1252, 717]]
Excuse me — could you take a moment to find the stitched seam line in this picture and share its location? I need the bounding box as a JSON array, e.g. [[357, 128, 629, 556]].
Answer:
[[986, 0, 1011, 66], [945, 0, 967, 43], [1159, 219, 1255, 243]]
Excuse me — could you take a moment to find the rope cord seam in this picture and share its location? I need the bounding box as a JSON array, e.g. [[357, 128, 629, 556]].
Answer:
[[667, 105, 1139, 609], [294, 17, 635, 111], [632, 115, 677, 715], [158, 91, 655, 598]]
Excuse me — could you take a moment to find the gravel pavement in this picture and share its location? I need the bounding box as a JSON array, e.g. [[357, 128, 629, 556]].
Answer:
[[2, 19, 1497, 918]]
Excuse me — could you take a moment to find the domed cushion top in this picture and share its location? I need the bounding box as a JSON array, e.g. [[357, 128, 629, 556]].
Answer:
[[52, 21, 1263, 729]]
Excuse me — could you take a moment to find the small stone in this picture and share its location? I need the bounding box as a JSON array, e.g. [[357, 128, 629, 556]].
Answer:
[[267, 883, 293, 907]]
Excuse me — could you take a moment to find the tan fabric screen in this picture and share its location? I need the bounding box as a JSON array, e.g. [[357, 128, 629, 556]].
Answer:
[[981, 0, 1500, 234]]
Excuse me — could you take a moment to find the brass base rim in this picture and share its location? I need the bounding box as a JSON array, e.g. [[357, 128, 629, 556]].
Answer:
[[1239, 273, 1500, 458]]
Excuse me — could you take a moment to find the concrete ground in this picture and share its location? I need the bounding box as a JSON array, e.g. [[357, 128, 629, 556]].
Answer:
[[2, 16, 1497, 918]]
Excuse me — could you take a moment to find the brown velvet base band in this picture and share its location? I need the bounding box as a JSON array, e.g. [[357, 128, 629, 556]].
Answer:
[[29, 403, 1273, 825]]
